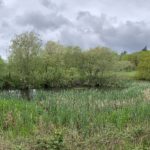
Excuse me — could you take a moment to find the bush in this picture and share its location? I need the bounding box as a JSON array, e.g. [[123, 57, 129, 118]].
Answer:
[[137, 51, 150, 80], [117, 61, 135, 72], [34, 130, 66, 150]]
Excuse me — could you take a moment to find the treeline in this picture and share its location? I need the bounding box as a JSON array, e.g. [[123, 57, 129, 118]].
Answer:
[[0, 32, 150, 99], [121, 50, 150, 80]]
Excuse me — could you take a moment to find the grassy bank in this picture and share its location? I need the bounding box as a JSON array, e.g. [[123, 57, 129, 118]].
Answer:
[[0, 81, 150, 149]]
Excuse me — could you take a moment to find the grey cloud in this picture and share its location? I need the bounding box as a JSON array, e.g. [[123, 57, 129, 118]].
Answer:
[[1, 0, 150, 58], [77, 11, 112, 32], [74, 11, 150, 51], [40, 0, 56, 9], [101, 21, 150, 51], [0, 0, 5, 9], [0, 0, 3, 6], [59, 26, 102, 49], [1, 20, 9, 28], [16, 11, 71, 31]]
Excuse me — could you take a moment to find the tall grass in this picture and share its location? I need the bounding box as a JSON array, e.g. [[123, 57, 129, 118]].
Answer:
[[0, 81, 150, 149]]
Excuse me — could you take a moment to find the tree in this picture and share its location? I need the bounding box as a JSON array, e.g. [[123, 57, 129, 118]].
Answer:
[[137, 51, 150, 80], [122, 52, 141, 68], [40, 41, 65, 88], [0, 56, 6, 89], [82, 47, 118, 87], [63, 46, 82, 68], [62, 46, 83, 86], [142, 46, 147, 51], [41, 43, 83, 88], [120, 51, 127, 60], [116, 60, 135, 72], [9, 32, 41, 100]]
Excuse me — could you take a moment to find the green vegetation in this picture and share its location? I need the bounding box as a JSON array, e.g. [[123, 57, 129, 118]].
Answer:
[[137, 51, 150, 80], [0, 32, 150, 149], [0, 81, 150, 149], [0, 32, 149, 96], [116, 71, 137, 79], [1, 32, 126, 100]]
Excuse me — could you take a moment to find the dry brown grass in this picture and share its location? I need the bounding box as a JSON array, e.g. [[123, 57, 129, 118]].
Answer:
[[143, 88, 150, 102], [0, 137, 13, 150], [3, 111, 16, 130]]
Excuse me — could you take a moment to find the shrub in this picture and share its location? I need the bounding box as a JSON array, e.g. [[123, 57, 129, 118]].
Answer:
[[137, 51, 150, 80]]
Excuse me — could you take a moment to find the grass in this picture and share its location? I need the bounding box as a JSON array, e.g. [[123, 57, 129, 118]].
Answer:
[[0, 81, 150, 149], [116, 71, 137, 79]]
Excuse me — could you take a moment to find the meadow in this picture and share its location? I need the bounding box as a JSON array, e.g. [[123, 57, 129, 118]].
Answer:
[[0, 80, 150, 150]]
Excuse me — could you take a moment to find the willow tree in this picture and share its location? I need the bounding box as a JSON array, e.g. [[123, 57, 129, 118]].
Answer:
[[9, 32, 41, 100]]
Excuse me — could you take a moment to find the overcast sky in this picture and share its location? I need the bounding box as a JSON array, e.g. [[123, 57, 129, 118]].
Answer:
[[0, 0, 150, 58]]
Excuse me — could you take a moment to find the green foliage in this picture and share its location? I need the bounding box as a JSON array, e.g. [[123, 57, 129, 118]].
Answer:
[[8, 32, 42, 100], [82, 47, 117, 77], [0, 57, 7, 89], [41, 42, 72, 88], [3, 32, 150, 96], [120, 50, 150, 81], [137, 51, 150, 80], [38, 44, 120, 89], [1, 31, 150, 91], [35, 131, 65, 150], [9, 32, 41, 90], [1, 32, 142, 92], [121, 51, 150, 69], [50, 130, 65, 150], [122, 52, 140, 67], [81, 47, 119, 87], [117, 60, 135, 71]]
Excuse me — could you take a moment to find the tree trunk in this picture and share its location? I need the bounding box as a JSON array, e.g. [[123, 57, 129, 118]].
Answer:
[[20, 88, 31, 101]]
